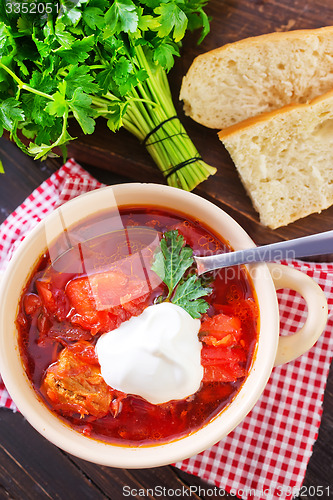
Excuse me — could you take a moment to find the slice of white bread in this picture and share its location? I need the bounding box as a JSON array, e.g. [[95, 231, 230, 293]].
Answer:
[[218, 89, 333, 229], [180, 26, 333, 129]]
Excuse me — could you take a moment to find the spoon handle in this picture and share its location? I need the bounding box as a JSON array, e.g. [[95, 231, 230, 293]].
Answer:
[[195, 230, 333, 275]]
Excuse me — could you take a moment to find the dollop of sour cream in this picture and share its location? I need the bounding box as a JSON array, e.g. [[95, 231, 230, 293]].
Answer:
[[95, 302, 203, 404]]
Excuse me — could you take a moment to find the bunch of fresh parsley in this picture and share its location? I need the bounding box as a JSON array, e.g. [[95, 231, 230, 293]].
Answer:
[[152, 230, 212, 318], [0, 0, 216, 188]]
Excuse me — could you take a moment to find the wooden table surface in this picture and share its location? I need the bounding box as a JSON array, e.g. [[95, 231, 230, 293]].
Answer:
[[0, 0, 333, 498]]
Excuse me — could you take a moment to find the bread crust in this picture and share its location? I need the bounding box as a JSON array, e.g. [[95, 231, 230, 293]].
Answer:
[[218, 87, 333, 139], [192, 26, 333, 61]]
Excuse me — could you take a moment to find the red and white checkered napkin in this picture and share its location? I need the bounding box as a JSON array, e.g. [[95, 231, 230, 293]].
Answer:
[[177, 264, 333, 500], [0, 160, 332, 500]]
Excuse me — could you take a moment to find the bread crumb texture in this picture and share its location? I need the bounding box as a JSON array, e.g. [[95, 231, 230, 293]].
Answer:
[[219, 91, 333, 229], [180, 27, 333, 129]]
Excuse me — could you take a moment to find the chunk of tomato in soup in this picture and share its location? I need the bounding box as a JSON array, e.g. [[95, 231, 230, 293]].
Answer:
[[66, 271, 150, 335], [199, 313, 247, 383], [66, 275, 118, 334], [199, 313, 242, 346], [201, 344, 247, 382], [36, 280, 69, 322]]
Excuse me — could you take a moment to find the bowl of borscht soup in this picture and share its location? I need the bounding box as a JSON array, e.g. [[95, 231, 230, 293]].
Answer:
[[0, 183, 327, 467]]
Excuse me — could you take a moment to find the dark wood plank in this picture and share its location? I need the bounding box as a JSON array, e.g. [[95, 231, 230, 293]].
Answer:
[[66, 457, 205, 500], [295, 363, 333, 500], [0, 409, 107, 500], [0, 140, 56, 221]]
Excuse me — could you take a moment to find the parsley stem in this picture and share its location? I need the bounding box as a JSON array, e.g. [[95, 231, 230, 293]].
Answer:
[[21, 85, 53, 101], [0, 62, 22, 87], [87, 65, 105, 70], [111, 45, 217, 190], [0, 62, 53, 101]]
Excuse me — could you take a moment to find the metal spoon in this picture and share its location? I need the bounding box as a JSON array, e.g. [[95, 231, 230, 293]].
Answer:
[[194, 230, 333, 275]]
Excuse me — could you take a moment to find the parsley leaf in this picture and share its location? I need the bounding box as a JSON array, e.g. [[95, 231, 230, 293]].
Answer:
[[172, 274, 212, 319], [105, 0, 139, 34], [0, 98, 25, 136], [138, 13, 160, 32], [106, 100, 129, 131], [55, 22, 75, 49], [28, 127, 75, 161], [64, 65, 99, 97], [152, 230, 193, 298], [153, 40, 180, 71], [21, 72, 56, 127], [58, 5, 83, 26], [57, 35, 94, 64], [152, 230, 211, 318], [95, 65, 116, 94], [45, 91, 68, 118], [82, 7, 105, 30], [155, 3, 188, 43], [68, 88, 96, 134]]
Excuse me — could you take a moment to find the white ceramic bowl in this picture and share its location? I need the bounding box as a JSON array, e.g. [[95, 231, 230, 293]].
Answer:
[[0, 184, 328, 467]]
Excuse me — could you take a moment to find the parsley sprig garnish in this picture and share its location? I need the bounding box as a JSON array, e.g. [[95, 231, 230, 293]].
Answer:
[[0, 0, 216, 188], [152, 230, 212, 318]]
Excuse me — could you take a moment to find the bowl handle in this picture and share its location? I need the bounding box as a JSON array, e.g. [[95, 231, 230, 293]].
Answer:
[[266, 263, 328, 366]]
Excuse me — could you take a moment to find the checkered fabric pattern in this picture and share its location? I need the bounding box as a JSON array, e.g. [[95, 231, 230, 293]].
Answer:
[[177, 264, 333, 499], [0, 160, 332, 500]]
